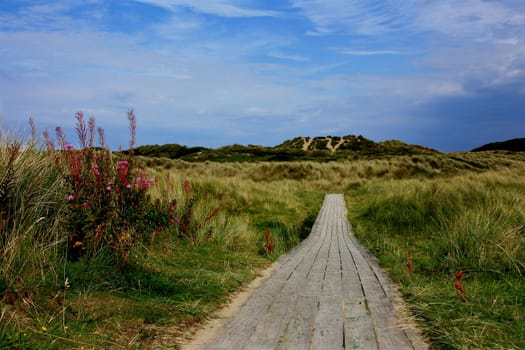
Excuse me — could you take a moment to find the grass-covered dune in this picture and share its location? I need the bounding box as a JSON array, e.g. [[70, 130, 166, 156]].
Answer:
[[130, 134, 439, 162], [1, 119, 524, 348], [472, 137, 525, 152]]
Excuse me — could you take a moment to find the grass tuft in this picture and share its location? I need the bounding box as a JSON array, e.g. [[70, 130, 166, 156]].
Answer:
[[348, 164, 525, 348]]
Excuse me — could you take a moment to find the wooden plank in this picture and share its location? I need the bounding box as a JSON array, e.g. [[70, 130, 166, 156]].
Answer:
[[335, 197, 379, 350], [311, 196, 345, 349], [203, 195, 332, 349], [346, 226, 428, 350], [276, 296, 318, 350], [240, 233, 326, 346], [240, 221, 328, 349], [197, 194, 427, 350], [311, 277, 344, 350], [344, 297, 378, 350], [341, 219, 414, 350]]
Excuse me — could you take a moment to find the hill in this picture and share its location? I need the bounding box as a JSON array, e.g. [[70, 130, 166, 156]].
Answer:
[[131, 135, 439, 162], [472, 138, 525, 152]]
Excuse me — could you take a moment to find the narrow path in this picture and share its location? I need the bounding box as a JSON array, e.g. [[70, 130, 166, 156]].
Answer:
[[184, 194, 428, 349]]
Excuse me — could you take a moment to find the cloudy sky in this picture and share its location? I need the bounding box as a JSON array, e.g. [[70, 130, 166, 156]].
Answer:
[[1, 0, 524, 151]]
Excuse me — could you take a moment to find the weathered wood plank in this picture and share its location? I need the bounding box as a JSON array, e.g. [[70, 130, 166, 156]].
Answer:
[[239, 215, 329, 349], [195, 194, 428, 350], [203, 196, 331, 349], [341, 212, 414, 350], [275, 296, 317, 350], [311, 198, 345, 349], [344, 298, 378, 350], [241, 254, 325, 350], [346, 228, 429, 350], [311, 276, 344, 349], [335, 198, 379, 350]]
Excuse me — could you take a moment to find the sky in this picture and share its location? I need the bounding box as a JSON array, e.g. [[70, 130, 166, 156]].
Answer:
[[0, 0, 524, 152]]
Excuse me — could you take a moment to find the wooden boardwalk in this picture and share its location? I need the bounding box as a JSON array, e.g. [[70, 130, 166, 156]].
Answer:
[[188, 194, 428, 350]]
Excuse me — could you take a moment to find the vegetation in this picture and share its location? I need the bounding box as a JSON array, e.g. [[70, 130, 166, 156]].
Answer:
[[472, 137, 525, 152], [42, 111, 176, 265], [0, 114, 322, 348], [1, 114, 524, 348], [130, 135, 439, 162], [347, 159, 525, 349]]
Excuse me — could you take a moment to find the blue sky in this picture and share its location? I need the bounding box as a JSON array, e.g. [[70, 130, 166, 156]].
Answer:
[[1, 0, 524, 151]]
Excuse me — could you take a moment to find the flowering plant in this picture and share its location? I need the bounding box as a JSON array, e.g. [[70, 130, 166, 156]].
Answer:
[[42, 110, 176, 264]]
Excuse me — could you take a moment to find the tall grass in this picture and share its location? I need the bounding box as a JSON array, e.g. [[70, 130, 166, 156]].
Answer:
[[0, 131, 65, 295], [1, 116, 324, 348], [147, 164, 323, 256], [348, 164, 525, 348], [352, 171, 525, 276], [0, 131, 68, 348], [2, 116, 524, 349]]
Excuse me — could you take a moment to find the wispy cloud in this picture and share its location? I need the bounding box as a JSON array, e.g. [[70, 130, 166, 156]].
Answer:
[[339, 49, 407, 56], [0, 1, 523, 151], [291, 0, 411, 35], [413, 0, 525, 39], [292, 0, 525, 39], [293, 0, 525, 92], [131, 0, 279, 17], [267, 51, 309, 62]]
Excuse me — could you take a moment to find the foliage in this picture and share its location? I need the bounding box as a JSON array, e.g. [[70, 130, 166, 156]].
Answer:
[[2, 118, 525, 349], [0, 130, 65, 298], [347, 165, 525, 349], [472, 137, 525, 152], [131, 135, 440, 162], [42, 111, 176, 264]]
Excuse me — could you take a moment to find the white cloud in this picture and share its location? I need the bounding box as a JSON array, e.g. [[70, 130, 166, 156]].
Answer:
[[292, 0, 525, 39], [293, 0, 525, 97], [291, 0, 411, 35], [339, 49, 406, 56], [267, 51, 309, 62], [131, 0, 278, 17], [0, 26, 321, 135], [1, 0, 523, 149], [0, 2, 104, 32], [413, 0, 525, 39]]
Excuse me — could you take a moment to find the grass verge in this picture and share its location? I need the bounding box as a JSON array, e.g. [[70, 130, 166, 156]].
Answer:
[[347, 166, 525, 349]]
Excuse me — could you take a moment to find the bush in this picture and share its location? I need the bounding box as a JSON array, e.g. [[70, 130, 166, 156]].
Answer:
[[43, 111, 178, 265]]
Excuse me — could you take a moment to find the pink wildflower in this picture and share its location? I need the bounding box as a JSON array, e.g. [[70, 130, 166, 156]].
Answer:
[[91, 162, 100, 178], [116, 160, 130, 186], [126, 183, 132, 189], [67, 194, 74, 201], [82, 202, 89, 208], [106, 186, 112, 191]]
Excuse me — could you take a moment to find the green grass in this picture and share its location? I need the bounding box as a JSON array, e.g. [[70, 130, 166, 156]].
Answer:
[[0, 240, 269, 349], [347, 166, 525, 349], [2, 127, 525, 350], [1, 141, 323, 348], [60, 240, 270, 349]]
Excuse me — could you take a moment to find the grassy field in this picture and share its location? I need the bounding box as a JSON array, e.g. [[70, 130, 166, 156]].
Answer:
[[347, 164, 525, 349], [1, 125, 524, 349]]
